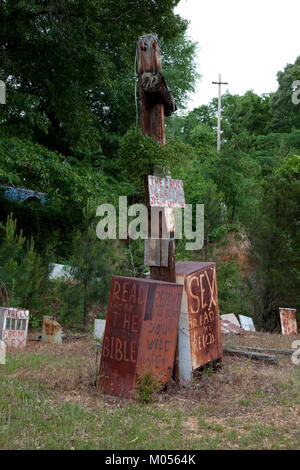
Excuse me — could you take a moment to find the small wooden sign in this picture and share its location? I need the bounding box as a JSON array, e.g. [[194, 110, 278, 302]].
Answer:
[[98, 276, 183, 398], [148, 175, 185, 208]]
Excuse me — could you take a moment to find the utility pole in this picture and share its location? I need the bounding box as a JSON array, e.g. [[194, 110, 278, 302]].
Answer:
[[212, 74, 228, 152]]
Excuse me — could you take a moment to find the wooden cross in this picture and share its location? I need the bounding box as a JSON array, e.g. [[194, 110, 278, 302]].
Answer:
[[137, 33, 178, 283]]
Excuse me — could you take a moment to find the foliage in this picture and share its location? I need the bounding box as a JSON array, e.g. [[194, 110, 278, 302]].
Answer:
[[135, 372, 161, 403], [0, 0, 196, 161], [216, 261, 251, 317], [269, 56, 300, 133], [0, 137, 106, 205], [0, 214, 47, 311], [245, 154, 300, 328], [117, 128, 190, 198], [67, 200, 114, 325]]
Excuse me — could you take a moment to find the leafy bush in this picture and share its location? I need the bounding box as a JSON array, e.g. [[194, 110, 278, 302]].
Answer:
[[0, 214, 47, 313], [135, 372, 161, 403]]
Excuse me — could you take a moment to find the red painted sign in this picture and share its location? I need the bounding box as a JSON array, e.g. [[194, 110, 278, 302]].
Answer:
[[98, 276, 182, 398]]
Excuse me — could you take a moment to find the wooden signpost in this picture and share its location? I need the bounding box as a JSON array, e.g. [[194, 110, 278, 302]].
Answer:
[[137, 33, 178, 283], [98, 34, 223, 397]]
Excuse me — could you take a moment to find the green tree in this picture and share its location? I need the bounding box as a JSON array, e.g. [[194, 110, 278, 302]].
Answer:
[[246, 154, 300, 329], [0, 214, 46, 309], [269, 56, 300, 133], [69, 200, 114, 326], [0, 0, 197, 162]]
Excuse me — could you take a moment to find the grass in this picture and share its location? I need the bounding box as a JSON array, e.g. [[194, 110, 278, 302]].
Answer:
[[0, 331, 299, 450]]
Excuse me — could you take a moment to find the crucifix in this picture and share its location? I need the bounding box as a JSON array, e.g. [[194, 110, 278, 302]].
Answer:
[[212, 74, 228, 152], [137, 33, 179, 283]]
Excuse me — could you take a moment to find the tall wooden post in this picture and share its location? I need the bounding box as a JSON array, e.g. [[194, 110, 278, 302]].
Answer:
[[137, 33, 177, 283]]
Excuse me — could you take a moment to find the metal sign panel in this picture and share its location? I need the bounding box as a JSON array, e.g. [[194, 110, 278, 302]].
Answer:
[[176, 262, 223, 384], [238, 315, 256, 332], [221, 319, 243, 335], [220, 313, 241, 328], [98, 276, 182, 398], [0, 308, 29, 349], [148, 175, 185, 208], [279, 308, 297, 335]]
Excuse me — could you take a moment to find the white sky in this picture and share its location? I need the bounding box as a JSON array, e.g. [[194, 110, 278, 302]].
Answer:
[[175, 0, 300, 110]]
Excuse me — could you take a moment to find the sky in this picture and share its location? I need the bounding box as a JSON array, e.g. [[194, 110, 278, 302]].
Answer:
[[174, 0, 300, 109]]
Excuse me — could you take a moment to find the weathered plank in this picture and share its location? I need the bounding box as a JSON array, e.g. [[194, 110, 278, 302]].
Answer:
[[223, 347, 279, 364], [229, 345, 295, 356]]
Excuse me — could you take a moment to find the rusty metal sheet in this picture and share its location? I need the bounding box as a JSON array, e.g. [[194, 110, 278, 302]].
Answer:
[[148, 175, 185, 208], [98, 276, 182, 398], [221, 319, 243, 335], [175, 262, 223, 384], [144, 238, 169, 267], [279, 308, 297, 335], [42, 316, 62, 344], [0, 307, 29, 350]]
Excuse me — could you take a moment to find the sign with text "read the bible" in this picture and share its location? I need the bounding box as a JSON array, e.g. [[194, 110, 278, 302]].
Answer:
[[98, 276, 183, 398]]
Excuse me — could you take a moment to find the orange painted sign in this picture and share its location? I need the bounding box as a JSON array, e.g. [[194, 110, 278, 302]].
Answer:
[[279, 308, 297, 335], [176, 262, 223, 384]]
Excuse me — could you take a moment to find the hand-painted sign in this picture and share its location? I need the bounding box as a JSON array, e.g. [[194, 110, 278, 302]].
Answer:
[[98, 276, 182, 398], [279, 308, 297, 336], [148, 175, 185, 208], [0, 308, 29, 349], [175, 262, 223, 385]]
